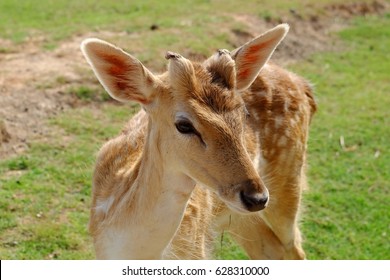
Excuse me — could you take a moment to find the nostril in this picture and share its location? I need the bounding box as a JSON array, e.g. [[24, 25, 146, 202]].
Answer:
[[240, 190, 268, 212]]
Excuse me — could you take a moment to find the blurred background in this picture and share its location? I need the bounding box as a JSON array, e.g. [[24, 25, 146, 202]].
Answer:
[[0, 0, 389, 259]]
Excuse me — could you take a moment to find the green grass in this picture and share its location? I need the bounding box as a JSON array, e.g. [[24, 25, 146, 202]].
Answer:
[[0, 0, 369, 58], [0, 0, 344, 41], [1, 1, 389, 259], [292, 14, 390, 259], [0, 104, 136, 259]]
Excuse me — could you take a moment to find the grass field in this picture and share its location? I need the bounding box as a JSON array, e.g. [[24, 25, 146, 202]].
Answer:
[[0, 0, 389, 259], [294, 15, 390, 259]]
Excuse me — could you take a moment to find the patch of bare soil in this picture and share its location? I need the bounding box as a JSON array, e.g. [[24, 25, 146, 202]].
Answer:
[[0, 35, 91, 158], [0, 0, 388, 159], [231, 0, 388, 64]]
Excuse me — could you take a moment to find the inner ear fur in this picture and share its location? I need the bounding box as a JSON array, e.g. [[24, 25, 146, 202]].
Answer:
[[81, 38, 161, 104], [231, 24, 289, 91]]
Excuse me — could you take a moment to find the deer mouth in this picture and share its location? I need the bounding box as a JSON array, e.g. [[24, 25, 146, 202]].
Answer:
[[217, 189, 269, 214], [216, 180, 269, 213], [223, 199, 254, 214], [195, 174, 269, 213]]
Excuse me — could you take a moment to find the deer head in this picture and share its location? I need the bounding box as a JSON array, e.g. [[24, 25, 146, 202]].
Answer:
[[81, 24, 289, 213]]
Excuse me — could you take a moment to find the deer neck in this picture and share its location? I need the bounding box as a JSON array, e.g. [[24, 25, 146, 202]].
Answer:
[[140, 119, 195, 197], [135, 124, 196, 217], [113, 121, 196, 259]]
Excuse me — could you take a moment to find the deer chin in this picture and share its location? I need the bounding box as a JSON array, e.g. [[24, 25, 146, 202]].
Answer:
[[217, 191, 254, 215], [224, 200, 253, 214], [197, 182, 260, 214]]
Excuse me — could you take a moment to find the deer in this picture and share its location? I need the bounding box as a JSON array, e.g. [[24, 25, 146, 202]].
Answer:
[[81, 23, 316, 260]]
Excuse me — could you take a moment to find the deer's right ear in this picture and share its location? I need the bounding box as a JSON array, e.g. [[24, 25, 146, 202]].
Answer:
[[81, 38, 161, 105], [231, 24, 289, 91]]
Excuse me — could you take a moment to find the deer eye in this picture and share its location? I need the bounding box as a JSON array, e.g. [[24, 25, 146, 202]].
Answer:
[[175, 120, 196, 134]]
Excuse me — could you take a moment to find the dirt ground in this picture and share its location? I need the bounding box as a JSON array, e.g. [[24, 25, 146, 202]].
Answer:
[[0, 0, 388, 160]]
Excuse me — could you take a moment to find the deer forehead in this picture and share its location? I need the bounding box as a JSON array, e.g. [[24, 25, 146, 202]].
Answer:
[[162, 60, 246, 135], [169, 63, 243, 113]]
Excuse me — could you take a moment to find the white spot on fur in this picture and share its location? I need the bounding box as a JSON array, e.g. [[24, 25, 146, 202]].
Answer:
[[256, 90, 268, 98], [284, 99, 290, 112], [252, 110, 261, 121], [274, 116, 283, 129], [278, 136, 288, 147], [290, 118, 296, 127], [294, 112, 301, 123]]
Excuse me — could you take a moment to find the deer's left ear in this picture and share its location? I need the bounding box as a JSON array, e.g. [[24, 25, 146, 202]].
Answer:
[[231, 24, 289, 91]]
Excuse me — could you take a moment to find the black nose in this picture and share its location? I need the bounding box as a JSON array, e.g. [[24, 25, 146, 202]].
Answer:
[[240, 188, 269, 212]]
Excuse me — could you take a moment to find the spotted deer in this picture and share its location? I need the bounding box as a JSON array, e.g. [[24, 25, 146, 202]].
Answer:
[[81, 23, 316, 260]]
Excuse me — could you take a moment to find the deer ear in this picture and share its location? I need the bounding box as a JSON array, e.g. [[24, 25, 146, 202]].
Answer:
[[231, 24, 289, 91], [81, 38, 161, 105]]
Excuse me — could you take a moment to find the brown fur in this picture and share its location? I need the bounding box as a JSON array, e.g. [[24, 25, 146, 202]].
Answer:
[[168, 63, 316, 259], [82, 24, 316, 259]]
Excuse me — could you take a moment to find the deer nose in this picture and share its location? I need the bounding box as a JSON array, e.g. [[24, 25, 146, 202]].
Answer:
[[239, 180, 269, 212], [240, 190, 268, 212]]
